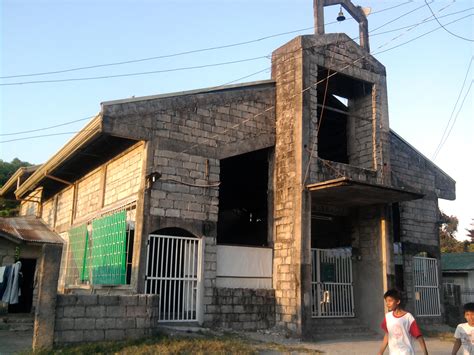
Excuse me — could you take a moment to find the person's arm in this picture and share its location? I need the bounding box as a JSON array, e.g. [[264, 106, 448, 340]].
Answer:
[[451, 338, 461, 355], [378, 333, 388, 355], [417, 336, 428, 355]]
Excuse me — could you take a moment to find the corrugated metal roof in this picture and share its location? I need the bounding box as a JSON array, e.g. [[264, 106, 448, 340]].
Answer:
[[0, 216, 64, 245], [441, 253, 474, 271]]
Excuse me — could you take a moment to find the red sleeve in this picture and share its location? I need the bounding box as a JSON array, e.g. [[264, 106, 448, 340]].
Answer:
[[409, 320, 422, 338], [381, 317, 388, 333]]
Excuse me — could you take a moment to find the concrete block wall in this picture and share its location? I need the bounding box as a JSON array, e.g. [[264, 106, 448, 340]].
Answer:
[[389, 132, 455, 323], [34, 143, 144, 234], [54, 294, 160, 344], [41, 198, 55, 227], [150, 151, 219, 222], [104, 145, 143, 205], [75, 170, 102, 220], [348, 92, 374, 170], [271, 36, 304, 335], [20, 188, 42, 217], [55, 187, 74, 232], [204, 288, 275, 330], [102, 83, 275, 317], [302, 34, 390, 185]]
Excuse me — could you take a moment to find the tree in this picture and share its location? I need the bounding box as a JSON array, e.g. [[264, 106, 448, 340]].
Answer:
[[0, 158, 32, 217], [466, 219, 474, 243], [439, 211, 466, 253]]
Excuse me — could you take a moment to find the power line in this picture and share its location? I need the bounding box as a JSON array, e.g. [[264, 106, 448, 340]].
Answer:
[[0, 2, 413, 80], [0, 1, 441, 87], [1, 10, 471, 144], [434, 80, 473, 158], [2, 7, 470, 138], [433, 57, 474, 159], [424, 0, 474, 42], [0, 116, 94, 136], [0, 56, 269, 86]]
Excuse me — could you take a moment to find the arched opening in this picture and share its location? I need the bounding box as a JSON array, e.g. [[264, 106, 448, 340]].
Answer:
[[145, 228, 202, 323]]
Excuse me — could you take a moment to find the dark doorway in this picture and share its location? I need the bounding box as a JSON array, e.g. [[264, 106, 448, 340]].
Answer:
[[8, 258, 36, 313], [311, 214, 351, 249]]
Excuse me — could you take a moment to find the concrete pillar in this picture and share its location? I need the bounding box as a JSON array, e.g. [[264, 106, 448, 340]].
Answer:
[[32, 244, 62, 351]]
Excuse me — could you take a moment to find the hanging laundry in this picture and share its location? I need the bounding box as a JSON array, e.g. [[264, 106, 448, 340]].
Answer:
[[1, 261, 22, 305], [0, 265, 12, 300]]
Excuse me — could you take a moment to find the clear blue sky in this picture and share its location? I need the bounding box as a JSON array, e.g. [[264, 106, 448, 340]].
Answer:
[[1, 0, 473, 239]]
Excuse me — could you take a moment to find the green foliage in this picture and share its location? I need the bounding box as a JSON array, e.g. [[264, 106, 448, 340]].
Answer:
[[0, 158, 32, 217], [466, 218, 474, 243], [439, 211, 471, 253]]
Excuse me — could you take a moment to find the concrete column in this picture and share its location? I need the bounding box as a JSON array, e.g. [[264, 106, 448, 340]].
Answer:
[[32, 244, 62, 351]]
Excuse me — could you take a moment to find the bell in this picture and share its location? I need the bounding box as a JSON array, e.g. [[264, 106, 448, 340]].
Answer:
[[337, 7, 346, 22]]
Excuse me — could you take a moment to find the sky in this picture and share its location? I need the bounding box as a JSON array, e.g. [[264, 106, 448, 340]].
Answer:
[[1, 0, 473, 239]]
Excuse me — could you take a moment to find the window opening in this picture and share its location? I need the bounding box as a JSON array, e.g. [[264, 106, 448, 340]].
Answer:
[[65, 203, 136, 287], [316, 68, 373, 166], [217, 148, 269, 246]]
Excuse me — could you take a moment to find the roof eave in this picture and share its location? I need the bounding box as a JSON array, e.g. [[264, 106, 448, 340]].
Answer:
[[15, 114, 103, 199]]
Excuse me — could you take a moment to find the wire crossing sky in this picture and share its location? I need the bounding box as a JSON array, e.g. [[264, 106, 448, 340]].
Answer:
[[1, 0, 473, 239]]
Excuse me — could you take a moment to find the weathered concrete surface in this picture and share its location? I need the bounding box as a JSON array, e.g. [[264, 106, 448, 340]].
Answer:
[[32, 244, 62, 351], [0, 330, 32, 354]]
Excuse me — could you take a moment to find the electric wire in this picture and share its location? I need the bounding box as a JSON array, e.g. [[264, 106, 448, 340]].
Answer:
[[0, 1, 414, 80], [1, 9, 471, 145], [0, 116, 94, 136], [424, 0, 474, 42], [433, 56, 473, 159]]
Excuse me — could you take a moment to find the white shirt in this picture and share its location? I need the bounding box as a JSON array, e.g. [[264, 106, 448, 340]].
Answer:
[[454, 322, 474, 355], [381, 311, 422, 355]]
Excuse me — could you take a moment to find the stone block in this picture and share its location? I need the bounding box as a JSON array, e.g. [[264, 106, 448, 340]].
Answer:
[[57, 295, 77, 306], [119, 295, 138, 306], [85, 305, 106, 318], [96, 318, 116, 330], [76, 295, 98, 306], [106, 305, 126, 317], [99, 295, 120, 305], [74, 317, 96, 330], [115, 318, 136, 329], [126, 306, 148, 317], [138, 295, 148, 306], [105, 329, 125, 341], [63, 306, 85, 318], [136, 317, 151, 329], [55, 318, 74, 331], [60, 330, 84, 343], [125, 328, 145, 339], [83, 329, 105, 342]]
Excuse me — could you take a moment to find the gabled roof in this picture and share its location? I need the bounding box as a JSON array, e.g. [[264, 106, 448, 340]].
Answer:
[[0, 216, 64, 245], [0, 165, 41, 199], [441, 253, 474, 271]]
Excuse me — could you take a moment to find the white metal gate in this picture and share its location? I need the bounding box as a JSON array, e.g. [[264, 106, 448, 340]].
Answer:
[[145, 234, 203, 322], [311, 248, 354, 318], [413, 256, 441, 316]]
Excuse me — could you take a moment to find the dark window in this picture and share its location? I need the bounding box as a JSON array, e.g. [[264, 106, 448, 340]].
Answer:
[[392, 203, 401, 243], [217, 148, 269, 246]]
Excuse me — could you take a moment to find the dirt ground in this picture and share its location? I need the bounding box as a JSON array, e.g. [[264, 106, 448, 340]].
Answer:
[[0, 328, 455, 355]]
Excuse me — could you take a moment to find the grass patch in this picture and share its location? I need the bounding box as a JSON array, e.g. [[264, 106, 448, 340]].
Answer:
[[24, 332, 322, 354]]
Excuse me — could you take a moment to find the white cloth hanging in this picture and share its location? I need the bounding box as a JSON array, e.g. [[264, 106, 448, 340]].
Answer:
[[1, 261, 22, 305]]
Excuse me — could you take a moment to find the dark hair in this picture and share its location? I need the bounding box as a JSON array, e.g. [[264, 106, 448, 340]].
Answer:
[[384, 289, 402, 301], [464, 303, 474, 313]]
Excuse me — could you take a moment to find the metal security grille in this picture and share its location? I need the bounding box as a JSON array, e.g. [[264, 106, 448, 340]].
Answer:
[[145, 234, 202, 322], [311, 248, 354, 318], [91, 211, 127, 285], [64, 204, 135, 287], [65, 224, 90, 285], [413, 256, 441, 316]]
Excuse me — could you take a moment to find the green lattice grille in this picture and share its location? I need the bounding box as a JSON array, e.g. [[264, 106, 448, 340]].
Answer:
[[91, 211, 127, 285], [67, 224, 89, 283]]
